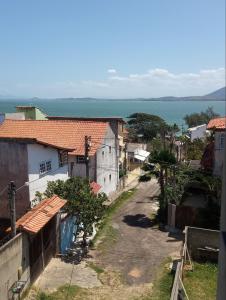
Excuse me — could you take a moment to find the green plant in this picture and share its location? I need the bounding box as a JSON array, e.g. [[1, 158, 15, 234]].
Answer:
[[43, 177, 107, 246]]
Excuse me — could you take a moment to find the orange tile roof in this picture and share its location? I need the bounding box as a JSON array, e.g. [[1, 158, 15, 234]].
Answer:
[[0, 119, 108, 155], [207, 117, 226, 130], [16, 195, 67, 234], [90, 181, 102, 194]]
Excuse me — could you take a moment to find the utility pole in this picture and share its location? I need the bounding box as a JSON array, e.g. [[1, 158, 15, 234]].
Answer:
[[123, 143, 127, 188], [85, 136, 91, 179], [8, 181, 16, 237]]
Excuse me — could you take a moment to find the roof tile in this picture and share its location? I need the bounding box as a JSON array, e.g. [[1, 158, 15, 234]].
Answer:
[[16, 195, 67, 234], [207, 117, 226, 130], [0, 119, 108, 155]]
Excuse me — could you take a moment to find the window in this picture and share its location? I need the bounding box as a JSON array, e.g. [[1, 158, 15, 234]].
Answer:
[[77, 155, 86, 164], [109, 146, 112, 154], [46, 160, 52, 172], [104, 177, 106, 183], [58, 150, 68, 167], [220, 134, 225, 150], [102, 150, 104, 157], [109, 174, 111, 181], [39, 162, 46, 174]]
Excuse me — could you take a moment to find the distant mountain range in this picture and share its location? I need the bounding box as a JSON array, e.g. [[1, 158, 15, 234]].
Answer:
[[0, 87, 225, 101]]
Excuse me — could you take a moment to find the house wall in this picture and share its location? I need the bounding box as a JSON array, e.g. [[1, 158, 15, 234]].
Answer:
[[0, 141, 30, 219], [27, 144, 69, 205], [69, 155, 96, 180], [189, 124, 207, 141], [213, 131, 225, 176], [96, 125, 118, 195], [0, 233, 30, 300]]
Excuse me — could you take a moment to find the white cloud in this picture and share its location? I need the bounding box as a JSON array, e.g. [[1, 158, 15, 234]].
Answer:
[[1, 68, 225, 98], [107, 69, 117, 74]]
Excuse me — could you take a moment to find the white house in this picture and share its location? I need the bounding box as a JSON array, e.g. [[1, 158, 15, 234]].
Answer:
[[0, 119, 119, 203], [187, 124, 207, 141], [207, 117, 226, 177], [0, 135, 71, 219]]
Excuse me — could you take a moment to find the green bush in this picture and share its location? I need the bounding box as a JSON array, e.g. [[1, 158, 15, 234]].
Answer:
[[139, 174, 152, 182]]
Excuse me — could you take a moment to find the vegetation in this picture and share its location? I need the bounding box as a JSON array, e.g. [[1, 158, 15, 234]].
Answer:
[[39, 177, 107, 246], [186, 138, 207, 160], [183, 262, 218, 300], [127, 113, 167, 142], [139, 174, 152, 182], [36, 285, 85, 300], [184, 106, 219, 127]]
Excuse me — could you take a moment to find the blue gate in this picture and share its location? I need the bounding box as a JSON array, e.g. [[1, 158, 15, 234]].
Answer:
[[60, 216, 77, 254]]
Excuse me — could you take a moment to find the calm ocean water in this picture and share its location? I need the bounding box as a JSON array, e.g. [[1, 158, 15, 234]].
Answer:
[[0, 99, 225, 126]]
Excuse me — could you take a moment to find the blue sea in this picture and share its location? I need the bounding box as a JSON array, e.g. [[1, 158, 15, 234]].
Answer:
[[0, 99, 225, 126]]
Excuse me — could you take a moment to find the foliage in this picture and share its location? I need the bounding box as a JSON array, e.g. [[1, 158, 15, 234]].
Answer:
[[127, 112, 167, 141], [183, 262, 218, 300], [187, 138, 207, 160], [164, 167, 191, 205], [150, 149, 177, 166], [184, 106, 219, 127], [43, 177, 107, 244]]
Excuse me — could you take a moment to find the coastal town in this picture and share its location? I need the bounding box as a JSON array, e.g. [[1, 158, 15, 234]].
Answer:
[[0, 103, 225, 299]]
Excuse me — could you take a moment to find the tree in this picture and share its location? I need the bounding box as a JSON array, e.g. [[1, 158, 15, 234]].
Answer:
[[43, 177, 107, 246], [184, 106, 220, 128], [150, 149, 176, 220], [127, 113, 167, 142], [187, 138, 207, 160]]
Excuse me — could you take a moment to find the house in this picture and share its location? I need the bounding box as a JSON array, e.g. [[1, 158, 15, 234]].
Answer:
[[48, 116, 126, 193], [16, 106, 48, 120], [0, 106, 48, 124], [0, 119, 118, 202], [0, 122, 72, 220], [187, 124, 207, 141], [204, 117, 226, 176], [0, 195, 67, 299], [127, 143, 150, 166]]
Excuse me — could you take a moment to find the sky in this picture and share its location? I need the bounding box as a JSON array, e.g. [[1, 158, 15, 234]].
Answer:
[[0, 0, 225, 98]]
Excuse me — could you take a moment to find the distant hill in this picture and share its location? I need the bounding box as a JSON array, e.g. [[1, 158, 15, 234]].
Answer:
[[0, 87, 225, 101], [204, 87, 225, 100]]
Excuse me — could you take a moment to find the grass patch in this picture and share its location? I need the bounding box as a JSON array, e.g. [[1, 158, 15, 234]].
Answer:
[[183, 262, 218, 300], [151, 261, 174, 300], [36, 285, 86, 300], [87, 262, 104, 274], [92, 188, 137, 246]]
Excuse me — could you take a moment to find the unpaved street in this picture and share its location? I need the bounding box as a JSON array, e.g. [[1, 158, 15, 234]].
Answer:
[[94, 180, 182, 285]]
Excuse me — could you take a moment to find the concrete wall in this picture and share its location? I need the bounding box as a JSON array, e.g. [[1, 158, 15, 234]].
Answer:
[[0, 233, 30, 300], [27, 144, 69, 205], [69, 154, 96, 181], [0, 141, 30, 219], [214, 131, 225, 176], [186, 226, 220, 260], [96, 125, 118, 195]]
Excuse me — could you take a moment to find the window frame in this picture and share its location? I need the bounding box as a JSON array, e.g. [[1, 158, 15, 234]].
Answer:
[[76, 155, 86, 164], [39, 161, 46, 175]]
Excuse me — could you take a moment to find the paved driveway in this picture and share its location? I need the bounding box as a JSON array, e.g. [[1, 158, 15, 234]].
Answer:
[[94, 180, 183, 285]]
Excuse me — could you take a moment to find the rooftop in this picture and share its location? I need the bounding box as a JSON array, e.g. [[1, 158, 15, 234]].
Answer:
[[48, 116, 126, 123], [15, 195, 67, 234], [207, 117, 226, 130], [0, 119, 108, 155]]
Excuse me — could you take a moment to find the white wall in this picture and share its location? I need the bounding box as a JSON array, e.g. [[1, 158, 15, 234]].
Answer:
[[27, 144, 69, 204], [96, 125, 118, 195], [214, 131, 225, 176], [188, 124, 207, 141]]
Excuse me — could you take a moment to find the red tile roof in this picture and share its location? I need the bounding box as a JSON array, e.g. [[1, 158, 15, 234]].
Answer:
[[207, 117, 226, 130], [0, 119, 108, 155], [90, 181, 102, 194], [16, 195, 67, 234]]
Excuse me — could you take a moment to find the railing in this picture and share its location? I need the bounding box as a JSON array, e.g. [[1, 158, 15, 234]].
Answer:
[[170, 227, 190, 300]]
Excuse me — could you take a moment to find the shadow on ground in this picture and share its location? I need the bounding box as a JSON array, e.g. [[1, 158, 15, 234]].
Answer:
[[122, 214, 155, 228]]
